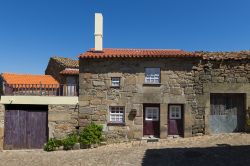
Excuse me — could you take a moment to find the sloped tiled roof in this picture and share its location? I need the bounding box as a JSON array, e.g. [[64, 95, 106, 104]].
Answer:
[[1, 73, 59, 85], [60, 68, 79, 75], [79, 48, 200, 59], [200, 51, 250, 60], [52, 56, 79, 68]]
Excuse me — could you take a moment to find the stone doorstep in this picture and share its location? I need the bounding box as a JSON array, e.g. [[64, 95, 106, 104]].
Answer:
[[167, 135, 182, 139], [141, 136, 159, 142]]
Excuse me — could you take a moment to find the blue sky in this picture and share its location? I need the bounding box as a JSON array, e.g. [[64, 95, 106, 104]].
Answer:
[[0, 0, 250, 74]]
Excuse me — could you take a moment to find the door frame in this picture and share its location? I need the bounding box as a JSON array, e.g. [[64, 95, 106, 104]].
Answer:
[[168, 104, 184, 136], [143, 104, 160, 137]]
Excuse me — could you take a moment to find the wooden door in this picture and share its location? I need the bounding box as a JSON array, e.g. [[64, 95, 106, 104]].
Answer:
[[143, 105, 160, 137], [26, 110, 48, 149], [168, 105, 184, 136], [210, 93, 245, 134], [4, 105, 48, 150]]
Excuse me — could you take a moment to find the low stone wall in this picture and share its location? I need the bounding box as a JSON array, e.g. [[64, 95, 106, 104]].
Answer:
[[0, 104, 4, 150], [48, 104, 79, 139]]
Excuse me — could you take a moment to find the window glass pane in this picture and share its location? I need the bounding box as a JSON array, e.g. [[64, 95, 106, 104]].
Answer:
[[170, 106, 182, 119], [145, 68, 160, 83], [171, 112, 175, 117], [175, 111, 178, 117], [146, 107, 159, 121], [111, 77, 120, 87], [110, 106, 124, 123]]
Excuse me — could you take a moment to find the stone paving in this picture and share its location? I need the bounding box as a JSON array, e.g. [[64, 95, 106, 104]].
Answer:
[[1, 133, 250, 166]]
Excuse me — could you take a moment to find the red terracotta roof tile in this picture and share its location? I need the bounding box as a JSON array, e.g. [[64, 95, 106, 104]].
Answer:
[[79, 48, 200, 59], [1, 73, 59, 85], [60, 68, 79, 75]]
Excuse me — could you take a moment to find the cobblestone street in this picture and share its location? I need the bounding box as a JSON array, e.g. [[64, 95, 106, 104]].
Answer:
[[1, 133, 250, 166]]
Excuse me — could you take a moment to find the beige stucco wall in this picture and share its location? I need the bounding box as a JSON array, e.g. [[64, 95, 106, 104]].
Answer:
[[0, 96, 78, 105]]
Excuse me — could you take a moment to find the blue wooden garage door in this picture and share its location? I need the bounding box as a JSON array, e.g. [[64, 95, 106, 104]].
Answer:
[[4, 105, 48, 150], [210, 93, 245, 134]]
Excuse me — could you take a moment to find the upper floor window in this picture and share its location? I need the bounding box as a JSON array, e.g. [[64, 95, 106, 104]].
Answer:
[[145, 68, 160, 84], [111, 77, 120, 87]]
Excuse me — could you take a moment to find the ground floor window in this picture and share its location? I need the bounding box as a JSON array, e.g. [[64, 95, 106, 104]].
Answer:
[[109, 106, 125, 123]]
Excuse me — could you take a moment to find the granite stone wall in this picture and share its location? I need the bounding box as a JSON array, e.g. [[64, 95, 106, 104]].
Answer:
[[194, 60, 250, 87], [0, 104, 4, 150], [79, 58, 203, 141], [79, 57, 250, 141], [48, 104, 79, 139]]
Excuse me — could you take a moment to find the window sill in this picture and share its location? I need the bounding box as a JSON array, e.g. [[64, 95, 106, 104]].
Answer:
[[107, 122, 126, 126], [143, 83, 161, 87], [110, 86, 120, 89]]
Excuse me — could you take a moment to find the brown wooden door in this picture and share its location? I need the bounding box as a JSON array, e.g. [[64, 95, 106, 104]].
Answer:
[[168, 105, 184, 136], [143, 105, 160, 137], [4, 105, 48, 150]]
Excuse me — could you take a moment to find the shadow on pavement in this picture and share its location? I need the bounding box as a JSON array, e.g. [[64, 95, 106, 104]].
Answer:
[[142, 144, 250, 166]]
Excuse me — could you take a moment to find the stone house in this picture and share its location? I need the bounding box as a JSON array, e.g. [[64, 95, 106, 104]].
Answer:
[[78, 13, 250, 141], [78, 49, 250, 141]]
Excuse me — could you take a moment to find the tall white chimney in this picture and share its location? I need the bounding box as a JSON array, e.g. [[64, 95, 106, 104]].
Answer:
[[95, 13, 103, 51]]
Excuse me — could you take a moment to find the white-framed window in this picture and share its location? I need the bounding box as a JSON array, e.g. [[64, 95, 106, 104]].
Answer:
[[145, 68, 160, 84], [169, 105, 182, 119], [111, 77, 120, 87], [145, 107, 159, 121], [109, 106, 125, 123]]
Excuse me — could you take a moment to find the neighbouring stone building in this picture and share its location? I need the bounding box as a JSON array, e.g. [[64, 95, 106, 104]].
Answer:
[[196, 51, 250, 133], [45, 56, 79, 83], [78, 48, 250, 141], [46, 56, 79, 95]]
